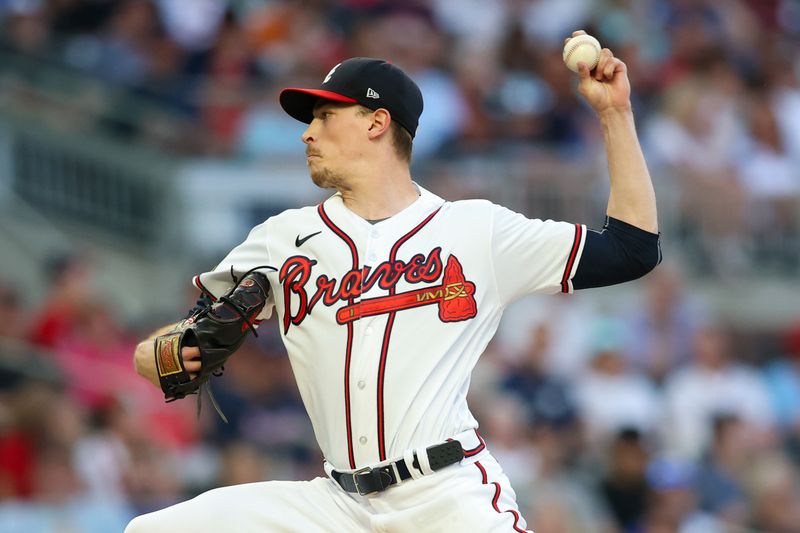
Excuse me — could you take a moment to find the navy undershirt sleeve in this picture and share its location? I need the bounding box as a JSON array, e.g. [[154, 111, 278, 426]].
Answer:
[[572, 216, 662, 290]]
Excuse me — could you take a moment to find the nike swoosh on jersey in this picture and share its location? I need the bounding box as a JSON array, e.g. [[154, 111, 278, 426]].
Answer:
[[295, 231, 322, 247]]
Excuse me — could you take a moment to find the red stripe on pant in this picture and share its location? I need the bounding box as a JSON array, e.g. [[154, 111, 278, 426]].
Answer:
[[474, 461, 528, 533]]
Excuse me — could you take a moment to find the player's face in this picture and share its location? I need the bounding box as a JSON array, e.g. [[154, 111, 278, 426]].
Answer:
[[302, 102, 372, 189]]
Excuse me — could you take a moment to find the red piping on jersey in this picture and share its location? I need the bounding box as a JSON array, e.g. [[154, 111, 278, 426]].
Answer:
[[560, 224, 583, 293], [193, 276, 218, 302], [474, 462, 528, 532], [318, 203, 359, 469], [376, 207, 442, 460]]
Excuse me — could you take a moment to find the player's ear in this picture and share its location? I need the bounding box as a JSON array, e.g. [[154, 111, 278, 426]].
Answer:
[[366, 108, 391, 140]]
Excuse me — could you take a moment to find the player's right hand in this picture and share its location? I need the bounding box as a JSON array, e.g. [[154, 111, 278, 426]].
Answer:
[[134, 322, 202, 387], [181, 347, 201, 379], [566, 30, 631, 115]]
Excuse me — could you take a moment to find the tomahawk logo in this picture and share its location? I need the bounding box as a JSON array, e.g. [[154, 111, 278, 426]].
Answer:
[[366, 88, 380, 99], [323, 63, 341, 84]]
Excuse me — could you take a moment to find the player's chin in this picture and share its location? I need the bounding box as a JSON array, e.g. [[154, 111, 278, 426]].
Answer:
[[309, 167, 337, 189]]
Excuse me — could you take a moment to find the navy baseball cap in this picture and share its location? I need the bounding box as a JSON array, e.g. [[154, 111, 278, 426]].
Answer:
[[279, 57, 424, 138]]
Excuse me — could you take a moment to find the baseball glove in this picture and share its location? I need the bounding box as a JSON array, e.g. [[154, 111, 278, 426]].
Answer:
[[154, 267, 274, 421]]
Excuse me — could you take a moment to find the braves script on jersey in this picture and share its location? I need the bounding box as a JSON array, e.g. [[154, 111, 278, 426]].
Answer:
[[194, 185, 586, 470]]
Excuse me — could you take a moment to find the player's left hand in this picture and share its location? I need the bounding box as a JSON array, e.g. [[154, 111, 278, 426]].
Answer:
[[567, 31, 631, 115]]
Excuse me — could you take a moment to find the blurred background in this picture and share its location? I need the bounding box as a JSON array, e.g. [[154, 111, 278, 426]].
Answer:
[[0, 0, 799, 531]]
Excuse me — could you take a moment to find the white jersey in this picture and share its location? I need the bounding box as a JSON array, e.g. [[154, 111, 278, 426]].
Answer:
[[194, 185, 586, 470]]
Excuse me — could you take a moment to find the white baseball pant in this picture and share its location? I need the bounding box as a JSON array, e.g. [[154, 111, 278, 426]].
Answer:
[[125, 449, 531, 532]]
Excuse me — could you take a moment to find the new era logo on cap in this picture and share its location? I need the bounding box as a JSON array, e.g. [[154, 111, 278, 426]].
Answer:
[[279, 57, 424, 137]]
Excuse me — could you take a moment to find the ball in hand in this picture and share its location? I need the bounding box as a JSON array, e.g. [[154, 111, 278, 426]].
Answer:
[[562, 34, 601, 73]]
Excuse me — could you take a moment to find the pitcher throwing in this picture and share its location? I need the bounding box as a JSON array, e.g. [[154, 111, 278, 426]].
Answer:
[[127, 31, 660, 532]]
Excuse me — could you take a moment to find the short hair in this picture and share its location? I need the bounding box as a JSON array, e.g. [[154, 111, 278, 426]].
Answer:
[[357, 106, 413, 163]]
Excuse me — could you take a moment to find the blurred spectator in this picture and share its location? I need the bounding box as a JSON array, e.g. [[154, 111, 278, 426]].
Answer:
[[737, 89, 800, 271], [763, 321, 800, 466], [574, 317, 662, 445], [520, 0, 594, 46], [0, 283, 25, 341], [479, 395, 540, 503], [430, 0, 509, 54], [72, 399, 136, 502], [154, 0, 227, 51], [694, 415, 750, 524], [0, 443, 132, 533], [62, 0, 159, 85], [0, 384, 50, 499], [244, 1, 344, 79], [663, 323, 774, 459], [498, 296, 594, 379], [28, 252, 93, 349], [125, 440, 185, 515], [197, 11, 262, 155], [623, 261, 708, 384], [746, 452, 800, 532], [51, 298, 138, 408], [526, 488, 611, 533], [48, 0, 115, 36], [500, 322, 578, 430], [657, 0, 727, 87], [2, 6, 50, 55], [643, 64, 749, 273], [643, 456, 725, 533], [236, 87, 309, 159], [596, 427, 651, 532], [133, 30, 193, 115], [204, 330, 315, 479], [525, 423, 613, 533], [217, 440, 268, 487]]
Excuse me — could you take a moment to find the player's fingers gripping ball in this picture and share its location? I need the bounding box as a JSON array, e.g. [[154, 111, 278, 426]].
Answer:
[[563, 33, 602, 73]]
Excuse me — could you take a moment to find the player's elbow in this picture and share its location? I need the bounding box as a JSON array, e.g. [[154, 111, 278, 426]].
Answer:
[[627, 236, 662, 281]]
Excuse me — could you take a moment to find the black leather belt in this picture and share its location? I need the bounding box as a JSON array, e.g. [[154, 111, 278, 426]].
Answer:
[[331, 440, 465, 496]]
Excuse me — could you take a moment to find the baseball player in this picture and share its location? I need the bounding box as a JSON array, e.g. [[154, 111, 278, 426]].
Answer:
[[127, 31, 660, 532]]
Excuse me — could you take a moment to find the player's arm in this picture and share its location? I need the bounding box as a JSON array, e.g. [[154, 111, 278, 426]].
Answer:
[[572, 31, 657, 234], [134, 323, 201, 387], [133, 270, 270, 403], [133, 292, 212, 386], [568, 31, 660, 288]]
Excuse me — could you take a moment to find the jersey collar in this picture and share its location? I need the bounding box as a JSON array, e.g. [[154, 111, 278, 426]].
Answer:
[[324, 182, 445, 233]]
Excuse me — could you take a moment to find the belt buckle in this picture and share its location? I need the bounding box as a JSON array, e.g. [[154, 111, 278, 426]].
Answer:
[[352, 467, 378, 496]]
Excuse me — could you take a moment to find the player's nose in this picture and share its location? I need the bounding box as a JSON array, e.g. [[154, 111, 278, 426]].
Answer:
[[301, 123, 316, 144]]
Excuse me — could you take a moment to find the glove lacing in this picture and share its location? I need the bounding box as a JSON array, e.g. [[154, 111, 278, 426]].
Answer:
[[197, 265, 277, 423]]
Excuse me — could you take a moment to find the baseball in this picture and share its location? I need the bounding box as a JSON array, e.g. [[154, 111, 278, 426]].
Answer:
[[563, 34, 601, 73]]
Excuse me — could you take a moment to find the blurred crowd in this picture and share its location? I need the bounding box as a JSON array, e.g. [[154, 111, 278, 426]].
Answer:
[[1, 251, 800, 532], [1, 1, 800, 532], [1, 0, 800, 274]]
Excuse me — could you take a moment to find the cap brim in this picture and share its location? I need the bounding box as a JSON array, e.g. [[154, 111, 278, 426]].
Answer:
[[279, 88, 358, 124]]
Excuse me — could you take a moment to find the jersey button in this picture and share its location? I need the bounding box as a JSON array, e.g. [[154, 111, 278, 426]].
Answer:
[[368, 253, 378, 262], [358, 380, 366, 389], [365, 327, 373, 336], [359, 436, 368, 445]]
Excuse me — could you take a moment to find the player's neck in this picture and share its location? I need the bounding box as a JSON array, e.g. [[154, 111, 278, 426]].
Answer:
[[338, 168, 419, 222]]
